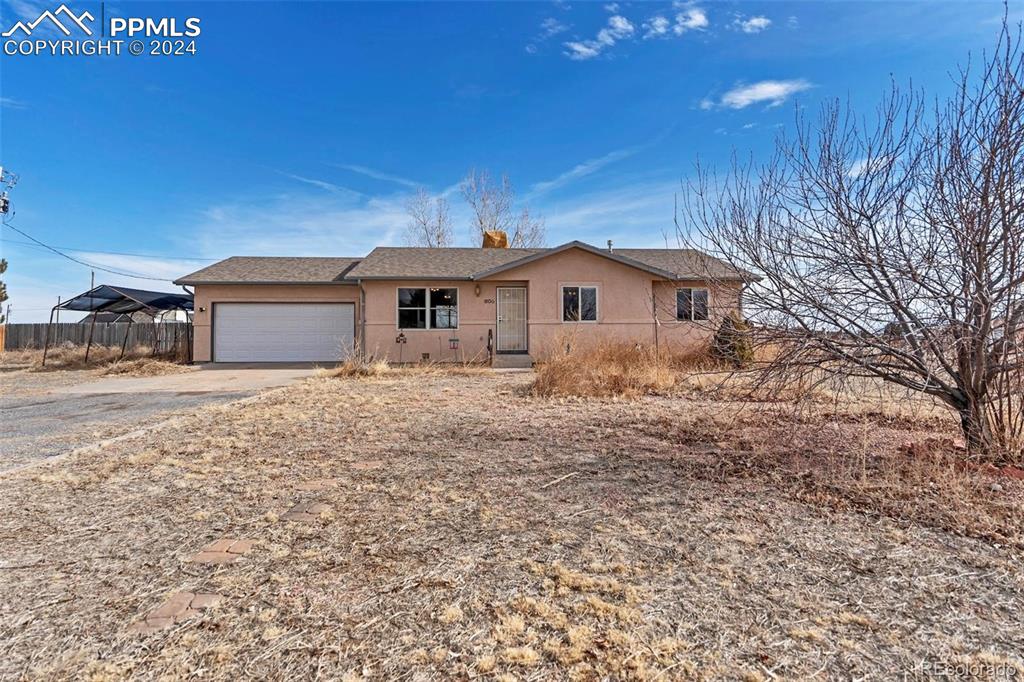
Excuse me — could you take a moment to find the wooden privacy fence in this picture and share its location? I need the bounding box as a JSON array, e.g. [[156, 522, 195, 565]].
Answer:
[[3, 322, 191, 354]]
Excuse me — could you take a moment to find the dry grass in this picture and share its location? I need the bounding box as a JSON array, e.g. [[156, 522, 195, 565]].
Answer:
[[532, 341, 683, 398], [0, 372, 1021, 680], [100, 358, 192, 377], [6, 343, 188, 374], [319, 357, 492, 380]]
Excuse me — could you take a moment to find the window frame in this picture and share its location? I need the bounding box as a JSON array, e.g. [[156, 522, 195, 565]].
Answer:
[[675, 287, 710, 322], [560, 285, 599, 323], [396, 286, 460, 331]]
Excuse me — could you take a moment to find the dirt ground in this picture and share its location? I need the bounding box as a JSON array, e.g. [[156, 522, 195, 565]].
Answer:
[[0, 371, 1021, 680]]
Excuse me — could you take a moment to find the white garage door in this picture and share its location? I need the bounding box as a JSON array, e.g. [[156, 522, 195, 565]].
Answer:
[[214, 303, 354, 362]]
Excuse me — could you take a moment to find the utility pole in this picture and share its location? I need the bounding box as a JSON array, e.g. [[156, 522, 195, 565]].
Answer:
[[55, 296, 61, 324]]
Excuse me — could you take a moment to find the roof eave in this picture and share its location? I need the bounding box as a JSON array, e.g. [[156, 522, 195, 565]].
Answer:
[[175, 279, 359, 286]]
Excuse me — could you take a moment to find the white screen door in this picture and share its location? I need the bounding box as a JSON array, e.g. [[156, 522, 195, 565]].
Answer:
[[496, 287, 527, 353]]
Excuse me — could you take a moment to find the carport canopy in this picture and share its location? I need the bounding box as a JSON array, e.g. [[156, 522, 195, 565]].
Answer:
[[56, 285, 193, 315], [43, 285, 194, 366]]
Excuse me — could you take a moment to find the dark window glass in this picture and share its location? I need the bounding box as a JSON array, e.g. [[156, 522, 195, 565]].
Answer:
[[580, 287, 597, 321], [692, 289, 709, 321], [398, 288, 427, 307], [676, 288, 692, 321], [398, 308, 427, 329], [563, 287, 580, 321], [429, 288, 458, 329]]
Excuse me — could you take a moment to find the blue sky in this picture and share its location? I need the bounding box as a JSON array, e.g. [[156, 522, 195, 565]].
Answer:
[[0, 0, 1010, 320]]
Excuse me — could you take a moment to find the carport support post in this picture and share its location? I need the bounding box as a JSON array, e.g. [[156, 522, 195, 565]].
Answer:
[[41, 304, 58, 367], [119, 316, 134, 361], [84, 311, 98, 364]]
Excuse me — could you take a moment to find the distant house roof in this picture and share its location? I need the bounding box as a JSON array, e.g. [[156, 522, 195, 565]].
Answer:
[[175, 257, 361, 285], [176, 244, 752, 284]]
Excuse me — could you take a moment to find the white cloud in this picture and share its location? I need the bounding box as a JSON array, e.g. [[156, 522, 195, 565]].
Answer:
[[717, 79, 812, 109], [279, 171, 361, 197], [603, 3, 619, 12], [734, 15, 771, 33], [328, 163, 420, 189], [642, 16, 671, 39], [673, 7, 708, 34], [563, 14, 635, 60], [540, 17, 568, 38], [0, 97, 27, 109], [529, 146, 639, 198], [540, 178, 683, 245], [191, 191, 410, 258]]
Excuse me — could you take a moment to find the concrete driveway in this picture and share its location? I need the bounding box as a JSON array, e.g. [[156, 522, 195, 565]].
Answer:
[[1, 366, 318, 474]]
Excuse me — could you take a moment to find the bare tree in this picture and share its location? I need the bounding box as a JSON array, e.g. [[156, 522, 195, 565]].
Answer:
[[681, 19, 1024, 460], [404, 188, 453, 248], [461, 169, 546, 247]]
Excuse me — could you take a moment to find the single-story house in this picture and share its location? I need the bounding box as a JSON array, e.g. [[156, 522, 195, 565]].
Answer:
[[174, 239, 750, 366]]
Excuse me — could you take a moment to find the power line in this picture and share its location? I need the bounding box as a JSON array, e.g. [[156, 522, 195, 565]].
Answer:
[[1, 219, 177, 282], [0, 237, 218, 262]]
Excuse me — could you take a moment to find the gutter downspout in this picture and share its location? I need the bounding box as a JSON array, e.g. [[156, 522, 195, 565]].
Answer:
[[358, 279, 366, 360]]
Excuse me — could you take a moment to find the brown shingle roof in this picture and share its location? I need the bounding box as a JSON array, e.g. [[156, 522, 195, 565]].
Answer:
[[177, 244, 753, 284], [175, 257, 360, 285], [613, 248, 750, 281], [345, 247, 545, 279]]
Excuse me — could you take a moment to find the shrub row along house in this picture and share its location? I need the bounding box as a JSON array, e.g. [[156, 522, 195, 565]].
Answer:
[[175, 237, 750, 366]]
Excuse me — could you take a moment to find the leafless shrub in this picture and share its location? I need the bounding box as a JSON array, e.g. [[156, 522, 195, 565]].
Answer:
[[681, 17, 1024, 463]]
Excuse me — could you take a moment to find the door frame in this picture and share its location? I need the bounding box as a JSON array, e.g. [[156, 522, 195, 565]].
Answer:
[[495, 286, 529, 354]]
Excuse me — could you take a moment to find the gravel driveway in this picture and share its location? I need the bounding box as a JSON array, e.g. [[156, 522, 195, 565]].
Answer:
[[0, 366, 317, 474]]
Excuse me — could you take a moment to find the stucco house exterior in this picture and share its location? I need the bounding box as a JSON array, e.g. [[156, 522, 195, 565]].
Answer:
[[174, 240, 749, 366]]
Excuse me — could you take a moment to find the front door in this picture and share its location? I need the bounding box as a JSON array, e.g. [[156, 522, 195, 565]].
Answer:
[[496, 287, 527, 353]]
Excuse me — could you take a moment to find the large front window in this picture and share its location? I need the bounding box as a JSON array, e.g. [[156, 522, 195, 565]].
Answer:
[[562, 286, 597, 322], [398, 287, 458, 329]]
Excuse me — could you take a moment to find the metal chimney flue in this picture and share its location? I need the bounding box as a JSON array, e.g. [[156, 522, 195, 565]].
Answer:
[[607, 239, 613, 252]]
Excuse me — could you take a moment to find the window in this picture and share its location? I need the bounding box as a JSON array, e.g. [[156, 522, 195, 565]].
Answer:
[[562, 286, 597, 322], [398, 287, 458, 329], [676, 288, 709, 321]]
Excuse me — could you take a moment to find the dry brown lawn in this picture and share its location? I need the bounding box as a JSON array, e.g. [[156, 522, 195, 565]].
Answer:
[[0, 371, 1021, 680]]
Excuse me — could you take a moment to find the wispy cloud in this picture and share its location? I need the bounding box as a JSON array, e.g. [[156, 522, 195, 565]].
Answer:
[[529, 146, 640, 198], [563, 14, 635, 60], [733, 15, 771, 34], [540, 17, 568, 38], [191, 190, 410, 258], [642, 16, 671, 39], [0, 97, 28, 109], [707, 79, 813, 109], [328, 164, 420, 189], [540, 178, 683, 246], [279, 171, 361, 196], [527, 16, 570, 53]]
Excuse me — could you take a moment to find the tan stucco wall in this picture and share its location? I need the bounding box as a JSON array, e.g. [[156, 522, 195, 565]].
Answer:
[[362, 279, 525, 363], [362, 247, 742, 362], [191, 284, 359, 362]]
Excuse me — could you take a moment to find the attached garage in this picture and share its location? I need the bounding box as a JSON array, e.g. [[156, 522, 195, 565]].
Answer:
[[213, 302, 354, 362], [175, 257, 363, 363]]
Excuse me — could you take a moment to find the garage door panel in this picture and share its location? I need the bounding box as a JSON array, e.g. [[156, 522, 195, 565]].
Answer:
[[214, 303, 354, 362]]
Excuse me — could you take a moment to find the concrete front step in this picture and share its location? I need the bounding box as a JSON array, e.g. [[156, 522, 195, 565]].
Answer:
[[492, 353, 534, 369]]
